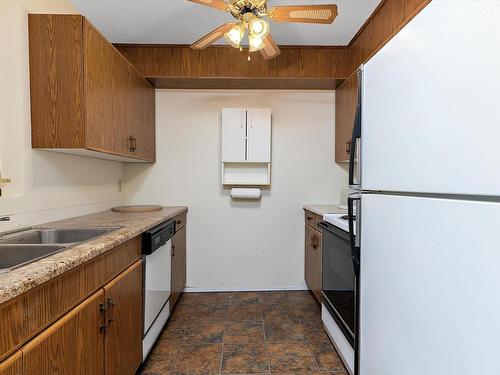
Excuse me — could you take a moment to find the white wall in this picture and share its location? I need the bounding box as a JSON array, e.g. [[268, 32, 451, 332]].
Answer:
[[125, 90, 348, 291], [0, 0, 124, 231]]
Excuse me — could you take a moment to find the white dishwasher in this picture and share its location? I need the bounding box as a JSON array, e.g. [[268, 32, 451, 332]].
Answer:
[[142, 220, 176, 360]]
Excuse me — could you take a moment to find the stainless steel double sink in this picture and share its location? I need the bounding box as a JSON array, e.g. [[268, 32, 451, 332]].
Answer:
[[0, 227, 121, 273]]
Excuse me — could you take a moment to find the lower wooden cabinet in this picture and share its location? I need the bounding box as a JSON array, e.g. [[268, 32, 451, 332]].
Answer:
[[0, 351, 22, 375], [22, 290, 105, 375], [170, 225, 187, 310], [5, 260, 143, 375], [103, 261, 143, 375], [304, 210, 323, 302]]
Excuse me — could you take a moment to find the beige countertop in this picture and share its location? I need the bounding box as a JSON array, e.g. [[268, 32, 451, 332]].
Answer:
[[303, 204, 347, 216], [0, 206, 187, 305]]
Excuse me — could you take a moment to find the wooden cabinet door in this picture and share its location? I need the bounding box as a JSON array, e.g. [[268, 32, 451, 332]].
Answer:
[[22, 290, 105, 375], [139, 80, 156, 161], [0, 351, 22, 375], [125, 66, 155, 161], [170, 226, 187, 309], [305, 225, 322, 302], [83, 19, 128, 157], [335, 71, 359, 163], [103, 261, 143, 375], [28, 14, 86, 149]]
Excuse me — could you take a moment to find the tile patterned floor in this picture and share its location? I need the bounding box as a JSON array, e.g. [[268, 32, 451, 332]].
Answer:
[[138, 291, 348, 375]]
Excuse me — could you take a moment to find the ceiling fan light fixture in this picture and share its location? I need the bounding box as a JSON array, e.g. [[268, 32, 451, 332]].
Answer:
[[248, 34, 265, 52], [224, 24, 244, 48], [249, 16, 269, 39]]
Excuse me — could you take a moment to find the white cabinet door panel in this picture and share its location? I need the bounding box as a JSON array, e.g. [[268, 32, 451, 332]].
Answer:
[[221, 108, 246, 162], [247, 108, 271, 162]]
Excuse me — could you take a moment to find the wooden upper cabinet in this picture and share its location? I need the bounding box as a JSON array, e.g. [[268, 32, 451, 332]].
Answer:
[[103, 260, 143, 375], [22, 290, 105, 375], [335, 71, 359, 163], [126, 66, 156, 161], [29, 14, 155, 162], [170, 225, 187, 310], [0, 351, 22, 375]]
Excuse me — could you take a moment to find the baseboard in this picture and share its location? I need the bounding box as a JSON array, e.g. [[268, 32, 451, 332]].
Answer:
[[183, 285, 309, 293]]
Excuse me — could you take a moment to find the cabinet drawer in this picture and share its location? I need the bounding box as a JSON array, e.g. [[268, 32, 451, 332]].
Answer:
[[304, 210, 322, 230], [174, 212, 187, 230]]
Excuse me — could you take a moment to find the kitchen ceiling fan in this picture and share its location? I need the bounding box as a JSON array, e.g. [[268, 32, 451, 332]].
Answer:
[[188, 0, 338, 60]]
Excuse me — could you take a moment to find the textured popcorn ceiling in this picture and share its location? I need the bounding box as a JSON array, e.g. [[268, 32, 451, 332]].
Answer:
[[71, 0, 382, 46]]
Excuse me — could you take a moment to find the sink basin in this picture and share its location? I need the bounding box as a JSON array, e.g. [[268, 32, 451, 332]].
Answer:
[[0, 245, 66, 273], [0, 227, 121, 273], [0, 228, 120, 245]]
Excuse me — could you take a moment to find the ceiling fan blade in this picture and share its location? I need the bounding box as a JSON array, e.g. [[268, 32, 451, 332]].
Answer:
[[268, 4, 338, 24], [187, 0, 229, 11], [191, 23, 236, 49], [260, 34, 281, 60]]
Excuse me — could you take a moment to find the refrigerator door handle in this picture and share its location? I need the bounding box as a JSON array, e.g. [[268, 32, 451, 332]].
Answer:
[[348, 194, 361, 276], [349, 68, 363, 188], [348, 106, 361, 187]]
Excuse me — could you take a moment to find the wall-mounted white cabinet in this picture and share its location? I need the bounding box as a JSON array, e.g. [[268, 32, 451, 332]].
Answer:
[[221, 108, 271, 186], [222, 108, 271, 163]]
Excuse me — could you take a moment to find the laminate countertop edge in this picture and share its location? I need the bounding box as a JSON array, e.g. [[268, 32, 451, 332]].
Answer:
[[0, 206, 187, 305], [303, 204, 346, 216]]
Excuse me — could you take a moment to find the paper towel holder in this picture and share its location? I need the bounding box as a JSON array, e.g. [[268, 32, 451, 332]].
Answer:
[[230, 187, 262, 200]]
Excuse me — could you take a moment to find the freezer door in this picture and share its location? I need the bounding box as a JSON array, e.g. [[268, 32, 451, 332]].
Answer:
[[359, 194, 500, 375], [361, 1, 500, 196]]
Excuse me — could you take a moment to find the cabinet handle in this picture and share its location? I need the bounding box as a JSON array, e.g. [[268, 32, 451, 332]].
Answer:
[[128, 136, 137, 153], [99, 303, 108, 332], [311, 235, 319, 250], [107, 297, 116, 326], [345, 140, 352, 154], [171, 245, 175, 257], [306, 216, 313, 221], [176, 220, 182, 226]]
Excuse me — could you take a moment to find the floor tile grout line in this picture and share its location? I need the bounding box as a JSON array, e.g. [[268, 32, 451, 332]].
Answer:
[[261, 302, 273, 375], [219, 304, 229, 374], [302, 323, 322, 373], [168, 338, 182, 373]]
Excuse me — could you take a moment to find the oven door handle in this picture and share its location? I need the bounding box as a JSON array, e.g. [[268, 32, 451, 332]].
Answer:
[[348, 195, 360, 277], [317, 221, 330, 231]]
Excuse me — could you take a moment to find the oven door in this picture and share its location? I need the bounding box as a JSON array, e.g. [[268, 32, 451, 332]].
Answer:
[[319, 222, 356, 345]]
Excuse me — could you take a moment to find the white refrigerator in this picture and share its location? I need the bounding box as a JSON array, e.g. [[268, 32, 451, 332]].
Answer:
[[348, 1, 500, 374]]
